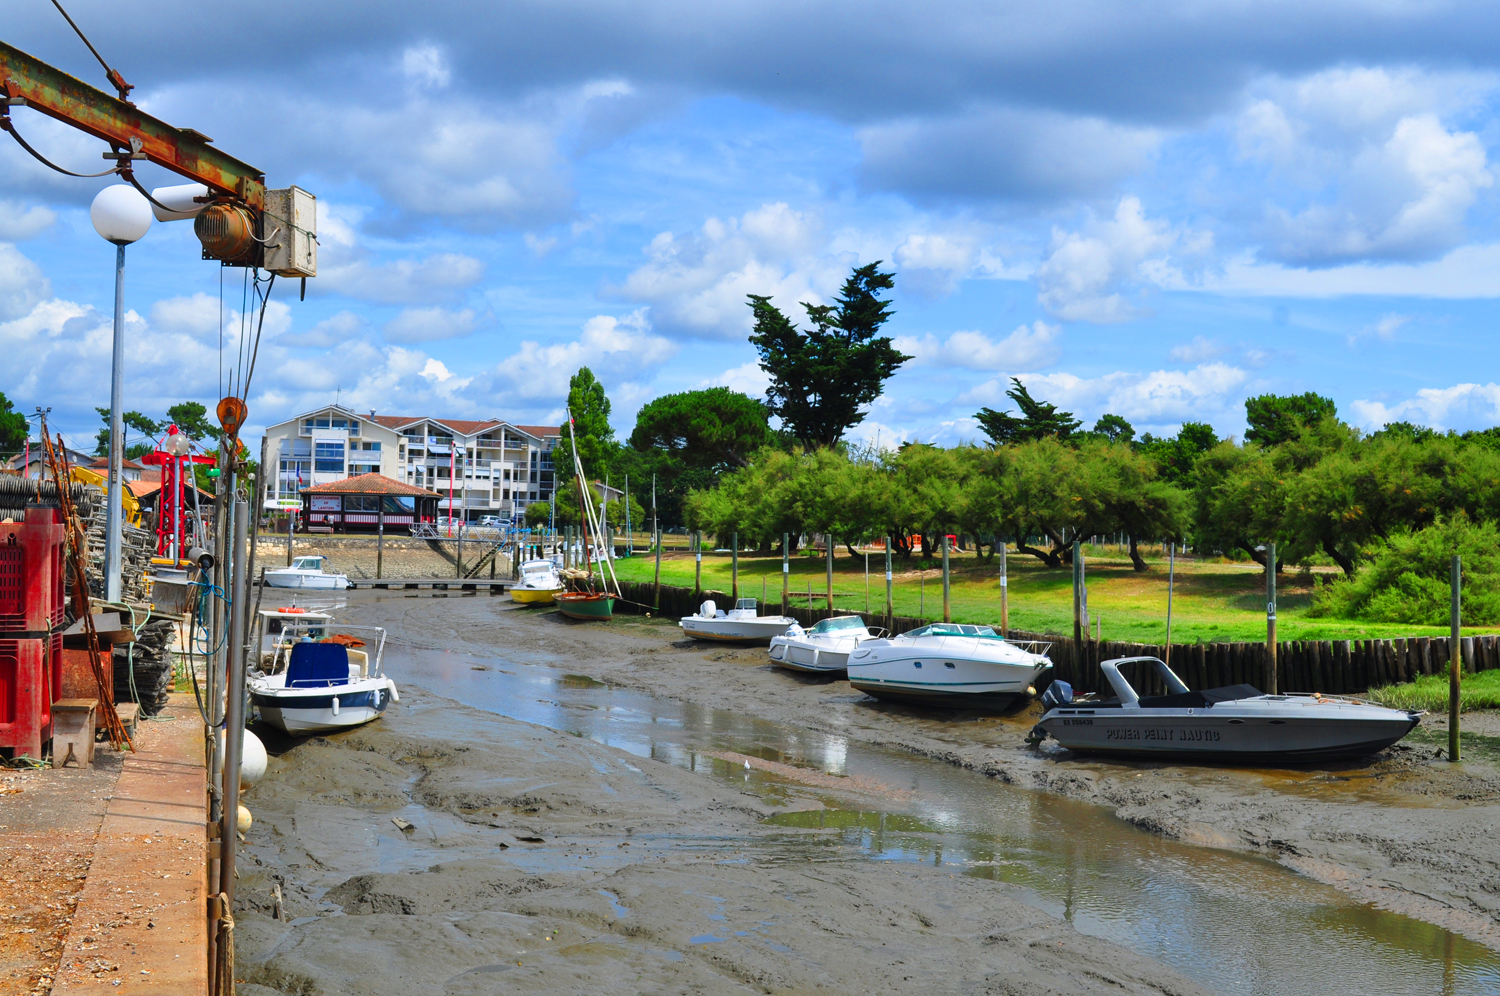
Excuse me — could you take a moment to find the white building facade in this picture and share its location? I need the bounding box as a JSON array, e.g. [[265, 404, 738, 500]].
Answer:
[[260, 405, 561, 521]]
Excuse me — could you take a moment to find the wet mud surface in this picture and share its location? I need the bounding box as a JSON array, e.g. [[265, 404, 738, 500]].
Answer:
[[233, 592, 1500, 994], [234, 690, 1210, 995]]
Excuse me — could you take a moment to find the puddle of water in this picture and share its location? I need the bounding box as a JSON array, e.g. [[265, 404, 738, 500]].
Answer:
[[387, 643, 1500, 996]]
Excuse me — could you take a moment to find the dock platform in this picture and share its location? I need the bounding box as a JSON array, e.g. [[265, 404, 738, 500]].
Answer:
[[346, 578, 513, 592], [51, 695, 207, 994]]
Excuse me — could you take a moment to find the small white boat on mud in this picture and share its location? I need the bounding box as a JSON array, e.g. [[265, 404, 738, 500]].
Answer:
[[1031, 656, 1421, 764], [846, 623, 1052, 709], [769, 615, 884, 673], [249, 618, 398, 734], [679, 598, 798, 644], [262, 555, 351, 590]]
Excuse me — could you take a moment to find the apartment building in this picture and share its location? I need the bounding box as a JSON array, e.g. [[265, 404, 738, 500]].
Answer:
[[260, 404, 561, 521]]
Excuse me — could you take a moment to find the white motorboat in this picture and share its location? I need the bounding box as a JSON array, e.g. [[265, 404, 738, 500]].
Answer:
[[845, 623, 1052, 709], [248, 621, 398, 734], [263, 555, 351, 590], [768, 615, 884, 673], [1031, 656, 1421, 764], [510, 558, 564, 605], [679, 598, 798, 643]]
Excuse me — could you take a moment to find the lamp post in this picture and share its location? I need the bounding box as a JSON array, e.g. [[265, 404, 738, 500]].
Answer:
[[90, 185, 152, 601]]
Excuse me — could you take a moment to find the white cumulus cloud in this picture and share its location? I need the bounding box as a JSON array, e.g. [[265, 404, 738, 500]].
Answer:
[[896, 321, 1061, 372], [1350, 384, 1500, 432], [1033, 198, 1198, 323]]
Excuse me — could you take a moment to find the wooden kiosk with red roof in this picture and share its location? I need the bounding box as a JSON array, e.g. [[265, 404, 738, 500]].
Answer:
[[300, 473, 441, 533]]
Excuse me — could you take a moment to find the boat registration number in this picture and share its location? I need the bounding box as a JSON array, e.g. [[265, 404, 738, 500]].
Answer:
[[1105, 728, 1221, 742]]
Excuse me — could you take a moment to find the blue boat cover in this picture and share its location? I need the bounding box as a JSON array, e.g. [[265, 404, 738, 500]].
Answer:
[[286, 641, 350, 687]]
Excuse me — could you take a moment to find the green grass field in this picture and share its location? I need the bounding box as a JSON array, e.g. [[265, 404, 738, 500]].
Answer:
[[1367, 669, 1500, 712], [606, 542, 1483, 644]]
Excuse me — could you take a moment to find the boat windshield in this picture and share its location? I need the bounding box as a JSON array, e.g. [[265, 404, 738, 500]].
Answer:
[[811, 616, 867, 634], [735, 598, 758, 612], [291, 557, 324, 571], [904, 623, 999, 638]]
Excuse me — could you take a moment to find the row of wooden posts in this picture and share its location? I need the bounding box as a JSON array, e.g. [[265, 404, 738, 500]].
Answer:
[[628, 531, 1471, 762]]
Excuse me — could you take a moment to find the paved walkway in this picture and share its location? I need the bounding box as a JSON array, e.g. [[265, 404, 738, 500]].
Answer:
[[51, 696, 207, 994]]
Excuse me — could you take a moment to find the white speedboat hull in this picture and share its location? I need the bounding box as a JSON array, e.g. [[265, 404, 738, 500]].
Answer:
[[769, 639, 853, 672], [846, 624, 1052, 709], [847, 655, 1045, 708], [263, 571, 350, 590], [679, 616, 796, 643], [250, 675, 397, 734]]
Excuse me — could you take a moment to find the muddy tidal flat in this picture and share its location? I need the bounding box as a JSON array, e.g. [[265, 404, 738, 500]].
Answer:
[[231, 592, 1500, 995]]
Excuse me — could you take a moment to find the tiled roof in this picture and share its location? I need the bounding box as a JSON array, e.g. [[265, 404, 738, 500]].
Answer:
[[88, 456, 145, 470], [429, 418, 504, 434], [304, 473, 441, 496], [326, 413, 560, 440]]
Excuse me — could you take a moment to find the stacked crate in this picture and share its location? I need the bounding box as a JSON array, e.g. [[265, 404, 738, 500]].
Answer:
[[0, 506, 67, 760]]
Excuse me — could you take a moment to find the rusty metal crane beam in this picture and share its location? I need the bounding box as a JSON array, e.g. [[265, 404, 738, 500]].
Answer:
[[0, 40, 264, 209]]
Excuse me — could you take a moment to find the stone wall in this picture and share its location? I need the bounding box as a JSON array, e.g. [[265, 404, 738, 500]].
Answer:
[[252, 533, 513, 580]]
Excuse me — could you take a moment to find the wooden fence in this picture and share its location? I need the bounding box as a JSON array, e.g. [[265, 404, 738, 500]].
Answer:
[[612, 579, 1497, 696]]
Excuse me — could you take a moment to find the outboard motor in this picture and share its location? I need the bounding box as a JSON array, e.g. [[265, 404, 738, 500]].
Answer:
[[700, 599, 717, 618], [1040, 680, 1073, 710]]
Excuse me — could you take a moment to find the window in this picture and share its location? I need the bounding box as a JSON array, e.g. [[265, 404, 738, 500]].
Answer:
[[314, 441, 344, 473], [382, 496, 415, 514], [502, 489, 510, 499], [345, 496, 380, 512], [357, 441, 380, 452]]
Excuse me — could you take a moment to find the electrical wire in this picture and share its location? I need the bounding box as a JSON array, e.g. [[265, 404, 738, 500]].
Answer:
[[239, 273, 276, 402], [1, 114, 123, 178]]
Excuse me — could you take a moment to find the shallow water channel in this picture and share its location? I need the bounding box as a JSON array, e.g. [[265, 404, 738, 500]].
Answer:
[[389, 642, 1500, 996]]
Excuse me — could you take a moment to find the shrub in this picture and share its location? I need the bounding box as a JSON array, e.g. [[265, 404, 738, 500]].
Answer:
[[1310, 516, 1500, 625]]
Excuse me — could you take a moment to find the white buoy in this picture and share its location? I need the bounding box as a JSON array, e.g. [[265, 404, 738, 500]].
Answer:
[[240, 729, 267, 788], [237, 805, 253, 833]]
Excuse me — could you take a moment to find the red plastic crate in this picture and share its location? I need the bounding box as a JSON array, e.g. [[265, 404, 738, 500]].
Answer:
[[0, 635, 55, 760], [0, 506, 66, 634]]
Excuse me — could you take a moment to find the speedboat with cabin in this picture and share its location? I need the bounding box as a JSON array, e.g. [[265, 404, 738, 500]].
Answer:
[[248, 617, 398, 734], [679, 598, 798, 643], [769, 615, 884, 673], [1030, 656, 1421, 763], [510, 558, 563, 605], [263, 555, 351, 590], [845, 623, 1052, 709]]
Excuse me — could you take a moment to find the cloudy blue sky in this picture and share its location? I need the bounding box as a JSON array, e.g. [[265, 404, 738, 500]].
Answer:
[[6, 0, 1500, 451]]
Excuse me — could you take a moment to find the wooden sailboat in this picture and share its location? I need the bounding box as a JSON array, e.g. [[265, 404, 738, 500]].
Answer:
[[553, 412, 618, 621]]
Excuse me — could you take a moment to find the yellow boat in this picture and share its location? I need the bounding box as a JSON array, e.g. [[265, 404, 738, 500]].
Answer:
[[510, 585, 557, 605], [510, 558, 562, 605]]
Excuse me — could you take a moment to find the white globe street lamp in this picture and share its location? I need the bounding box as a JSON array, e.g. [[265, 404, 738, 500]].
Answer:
[[91, 184, 152, 602]]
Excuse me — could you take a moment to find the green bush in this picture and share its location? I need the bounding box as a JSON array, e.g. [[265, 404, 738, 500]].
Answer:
[[1310, 516, 1500, 625]]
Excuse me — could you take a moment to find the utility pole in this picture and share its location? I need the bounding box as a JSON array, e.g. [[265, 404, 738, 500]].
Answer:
[[941, 534, 951, 623], [1165, 542, 1175, 670], [781, 533, 790, 616], [885, 538, 893, 630], [1451, 555, 1462, 762], [1072, 539, 1083, 665], [825, 535, 833, 617], [1266, 542, 1277, 694], [999, 537, 1008, 638], [731, 532, 739, 603]]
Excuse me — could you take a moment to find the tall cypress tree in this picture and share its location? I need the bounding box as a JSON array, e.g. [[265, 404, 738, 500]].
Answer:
[[748, 262, 910, 449]]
